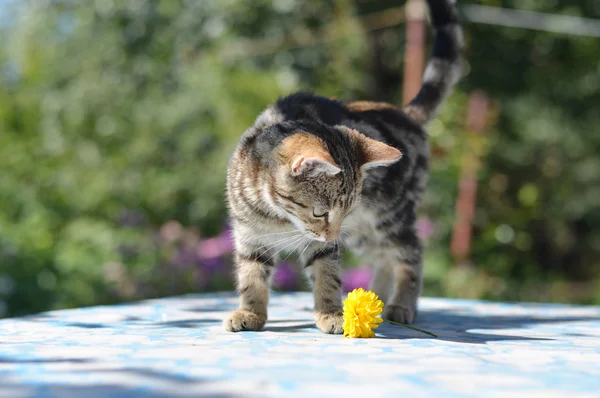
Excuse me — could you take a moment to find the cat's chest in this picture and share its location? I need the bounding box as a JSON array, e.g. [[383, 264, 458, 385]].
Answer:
[[235, 222, 310, 254]]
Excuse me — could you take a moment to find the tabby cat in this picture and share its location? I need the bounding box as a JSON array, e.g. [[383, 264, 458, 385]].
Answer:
[[224, 0, 463, 334]]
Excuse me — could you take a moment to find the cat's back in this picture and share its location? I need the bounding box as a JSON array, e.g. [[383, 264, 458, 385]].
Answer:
[[254, 92, 423, 141], [253, 92, 347, 130]]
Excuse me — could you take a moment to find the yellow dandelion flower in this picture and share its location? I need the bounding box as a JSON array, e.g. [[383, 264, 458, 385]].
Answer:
[[342, 288, 384, 338]]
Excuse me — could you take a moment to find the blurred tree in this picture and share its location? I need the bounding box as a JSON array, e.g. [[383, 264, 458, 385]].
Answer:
[[460, 0, 600, 301], [348, 0, 600, 302], [0, 0, 599, 317], [0, 0, 364, 316]]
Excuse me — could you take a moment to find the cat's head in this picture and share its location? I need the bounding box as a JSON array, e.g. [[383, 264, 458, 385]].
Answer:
[[271, 124, 402, 242]]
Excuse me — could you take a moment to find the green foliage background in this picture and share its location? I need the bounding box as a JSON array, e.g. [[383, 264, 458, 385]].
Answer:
[[0, 0, 599, 317]]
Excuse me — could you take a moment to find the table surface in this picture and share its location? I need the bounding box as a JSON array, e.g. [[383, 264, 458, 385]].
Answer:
[[1, 292, 599, 398]]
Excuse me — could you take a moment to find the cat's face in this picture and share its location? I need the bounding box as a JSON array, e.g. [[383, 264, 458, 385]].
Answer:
[[272, 128, 401, 242], [274, 165, 360, 242]]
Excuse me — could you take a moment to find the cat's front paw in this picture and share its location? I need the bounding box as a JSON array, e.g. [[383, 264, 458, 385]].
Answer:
[[382, 303, 417, 324], [224, 310, 267, 332], [315, 311, 344, 334]]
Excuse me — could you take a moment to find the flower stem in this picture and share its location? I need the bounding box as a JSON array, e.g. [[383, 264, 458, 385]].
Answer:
[[383, 320, 438, 338]]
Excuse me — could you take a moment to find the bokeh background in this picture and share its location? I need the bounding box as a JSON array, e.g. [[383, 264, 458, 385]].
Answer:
[[1, 0, 599, 318]]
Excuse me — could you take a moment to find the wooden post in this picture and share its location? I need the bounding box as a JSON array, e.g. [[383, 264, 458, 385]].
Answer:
[[402, 0, 426, 105], [450, 91, 489, 264]]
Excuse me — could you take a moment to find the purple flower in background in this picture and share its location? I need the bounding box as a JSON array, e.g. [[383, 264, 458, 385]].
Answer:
[[416, 217, 435, 241], [197, 228, 234, 261], [219, 225, 235, 252], [201, 257, 225, 272], [273, 262, 297, 291], [172, 250, 198, 268], [342, 267, 373, 293]]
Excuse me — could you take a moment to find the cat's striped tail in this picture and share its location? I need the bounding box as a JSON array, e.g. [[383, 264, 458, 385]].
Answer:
[[403, 0, 464, 125]]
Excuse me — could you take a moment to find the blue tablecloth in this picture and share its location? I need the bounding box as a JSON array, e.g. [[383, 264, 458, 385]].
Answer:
[[1, 292, 599, 397]]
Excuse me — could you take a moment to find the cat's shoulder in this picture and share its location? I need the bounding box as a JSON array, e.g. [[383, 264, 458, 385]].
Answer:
[[275, 92, 347, 119], [275, 91, 342, 107]]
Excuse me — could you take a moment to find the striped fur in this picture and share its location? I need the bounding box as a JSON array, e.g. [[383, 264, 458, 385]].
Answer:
[[224, 0, 463, 334], [404, 0, 463, 125]]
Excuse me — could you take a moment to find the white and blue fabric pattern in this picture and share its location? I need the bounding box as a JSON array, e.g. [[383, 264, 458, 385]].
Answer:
[[0, 292, 599, 397]]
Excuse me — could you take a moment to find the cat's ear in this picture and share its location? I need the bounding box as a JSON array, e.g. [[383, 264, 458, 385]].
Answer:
[[291, 156, 341, 176], [359, 137, 403, 171], [337, 126, 402, 171], [279, 133, 341, 176]]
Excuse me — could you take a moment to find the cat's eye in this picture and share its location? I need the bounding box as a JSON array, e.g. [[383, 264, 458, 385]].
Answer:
[[313, 207, 329, 218]]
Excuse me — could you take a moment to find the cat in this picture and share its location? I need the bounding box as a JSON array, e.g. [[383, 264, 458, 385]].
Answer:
[[224, 0, 463, 334]]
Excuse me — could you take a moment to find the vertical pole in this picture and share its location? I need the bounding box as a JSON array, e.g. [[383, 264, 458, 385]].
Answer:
[[402, 0, 426, 105], [450, 91, 489, 264]]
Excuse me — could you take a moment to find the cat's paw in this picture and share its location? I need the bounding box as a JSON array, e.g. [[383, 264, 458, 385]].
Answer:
[[223, 310, 267, 332], [315, 311, 344, 334], [382, 303, 417, 324]]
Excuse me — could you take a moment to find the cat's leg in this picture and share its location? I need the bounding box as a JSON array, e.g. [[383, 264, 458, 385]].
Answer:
[[343, 228, 392, 303], [345, 213, 422, 323], [224, 243, 276, 332], [378, 229, 423, 324], [302, 243, 344, 334], [369, 261, 393, 304]]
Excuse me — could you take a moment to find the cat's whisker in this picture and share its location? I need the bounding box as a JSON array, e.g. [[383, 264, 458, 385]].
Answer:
[[253, 233, 302, 251], [282, 236, 307, 263], [340, 224, 358, 231], [356, 199, 380, 208], [298, 241, 312, 263], [357, 196, 384, 206], [337, 236, 349, 252], [257, 238, 304, 259], [253, 233, 306, 257], [340, 225, 360, 235], [265, 234, 307, 265], [245, 230, 301, 242], [283, 235, 308, 260], [243, 232, 303, 248]]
